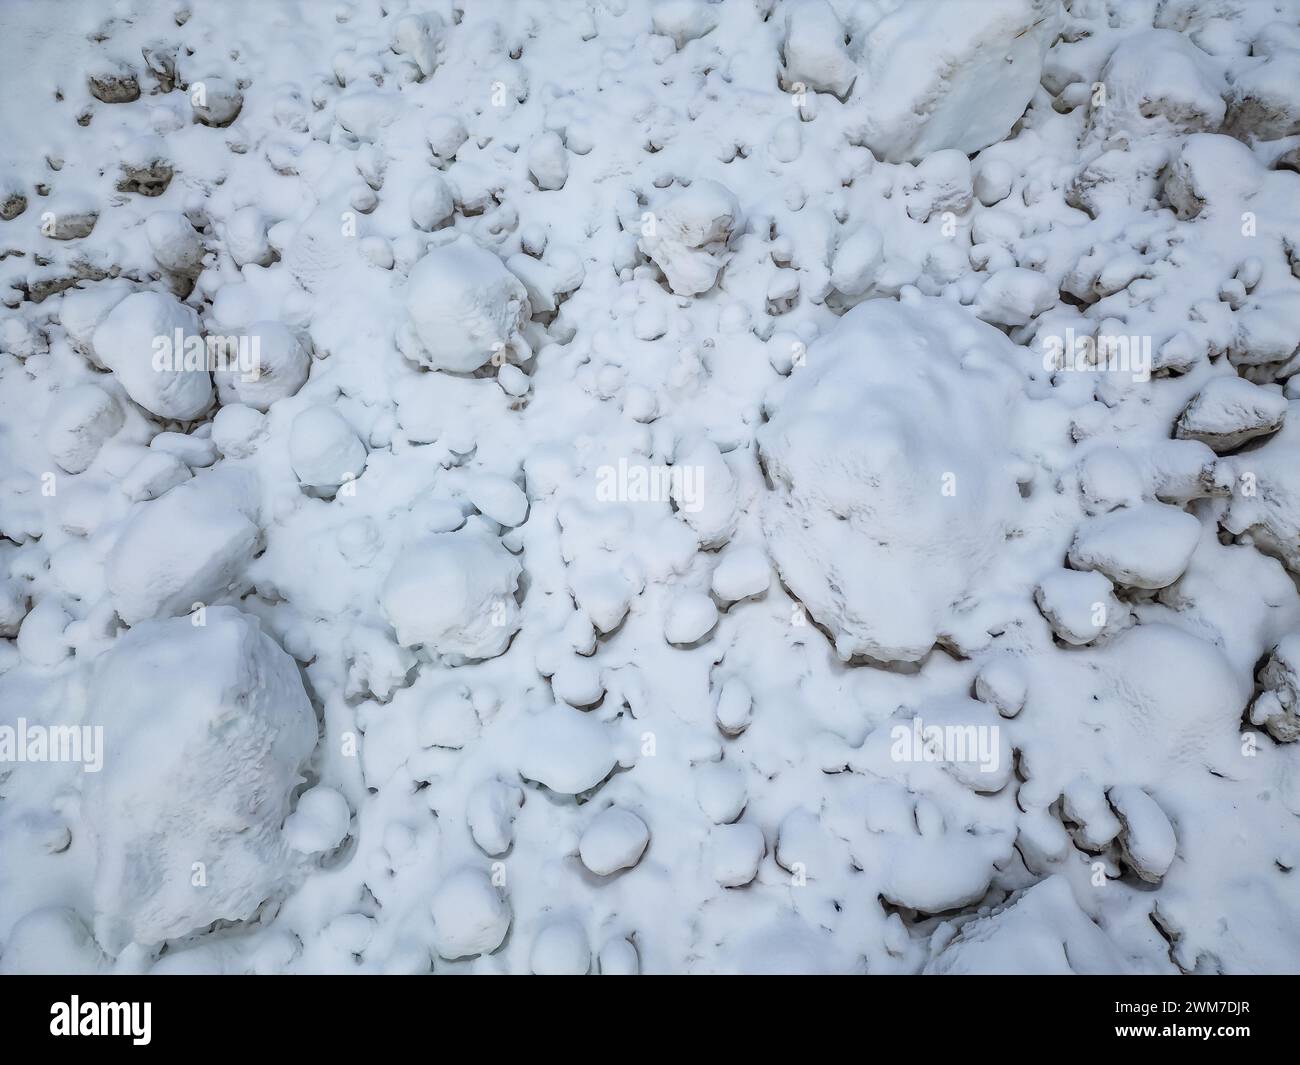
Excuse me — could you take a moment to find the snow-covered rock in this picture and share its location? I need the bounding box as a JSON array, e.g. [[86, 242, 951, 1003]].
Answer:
[[288, 406, 366, 490], [782, 0, 857, 100], [638, 180, 743, 296], [1174, 376, 1286, 452], [519, 704, 617, 795], [214, 322, 310, 412], [924, 877, 1138, 974], [83, 607, 316, 951], [92, 291, 213, 421], [1108, 786, 1177, 884], [855, 0, 1060, 162], [0, 908, 109, 975], [1067, 503, 1201, 590], [430, 868, 510, 960], [42, 384, 123, 473], [405, 237, 530, 372], [381, 527, 521, 659], [105, 473, 260, 624], [1250, 635, 1300, 742], [1087, 30, 1226, 142], [529, 919, 590, 975], [758, 297, 1030, 663], [578, 807, 650, 875], [711, 822, 765, 887], [284, 786, 351, 854]]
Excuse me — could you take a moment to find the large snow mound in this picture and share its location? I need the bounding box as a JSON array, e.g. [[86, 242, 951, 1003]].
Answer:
[[856, 0, 1060, 162], [758, 296, 1031, 663], [83, 607, 317, 952]]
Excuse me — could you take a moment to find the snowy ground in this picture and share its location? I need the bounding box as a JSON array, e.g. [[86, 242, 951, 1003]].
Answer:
[[2, 0, 1300, 975]]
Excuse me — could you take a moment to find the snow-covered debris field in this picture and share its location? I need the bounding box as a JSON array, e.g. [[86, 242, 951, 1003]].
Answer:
[[2, 0, 1300, 976]]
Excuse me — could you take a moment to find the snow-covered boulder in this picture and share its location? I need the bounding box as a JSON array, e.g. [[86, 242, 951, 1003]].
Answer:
[[782, 0, 857, 100], [1034, 568, 1125, 646], [430, 868, 510, 960], [758, 297, 1030, 663], [854, 0, 1060, 162], [711, 544, 770, 603], [529, 919, 590, 975], [214, 322, 310, 411], [1163, 133, 1263, 220], [380, 527, 521, 659], [975, 268, 1056, 326], [518, 703, 618, 794], [1224, 49, 1300, 142], [711, 822, 765, 887], [92, 291, 213, 421], [527, 131, 569, 190], [652, 0, 718, 49], [225, 206, 273, 268], [0, 908, 109, 975], [409, 174, 455, 231], [713, 676, 753, 736], [392, 12, 445, 79], [467, 778, 524, 856], [283, 786, 351, 854], [664, 591, 718, 646], [1249, 634, 1300, 742], [466, 473, 528, 527], [105, 472, 260, 624], [190, 75, 244, 127], [1067, 503, 1201, 590], [1108, 786, 1177, 884], [145, 211, 206, 277], [578, 807, 650, 875], [924, 876, 1138, 974], [639, 180, 743, 296], [829, 224, 884, 297], [1174, 376, 1286, 452], [903, 150, 973, 222], [42, 384, 123, 473], [288, 406, 366, 490], [1086, 30, 1226, 142], [83, 607, 316, 951], [404, 237, 530, 372]]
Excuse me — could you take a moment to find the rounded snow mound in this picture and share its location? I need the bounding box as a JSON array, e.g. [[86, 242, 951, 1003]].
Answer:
[[380, 526, 522, 660], [92, 291, 212, 421], [83, 607, 317, 953], [757, 297, 1030, 664], [404, 236, 530, 373], [855, 0, 1060, 163], [638, 180, 743, 296], [924, 876, 1138, 975]]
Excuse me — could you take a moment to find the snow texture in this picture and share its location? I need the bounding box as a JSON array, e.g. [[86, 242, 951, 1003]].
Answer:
[[2, 0, 1300, 978]]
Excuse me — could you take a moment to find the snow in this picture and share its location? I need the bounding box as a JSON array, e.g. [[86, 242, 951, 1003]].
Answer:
[[518, 704, 618, 796], [214, 322, 310, 412], [4, 0, 1300, 978], [83, 608, 316, 952], [1067, 503, 1202, 590], [758, 297, 1031, 663], [42, 384, 124, 474], [429, 868, 511, 961], [1174, 374, 1287, 451], [529, 919, 591, 975], [284, 786, 352, 855], [578, 807, 650, 876], [405, 236, 531, 373], [92, 292, 211, 420], [855, 0, 1060, 162], [381, 527, 521, 661], [105, 473, 261, 624]]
